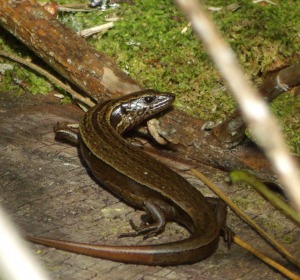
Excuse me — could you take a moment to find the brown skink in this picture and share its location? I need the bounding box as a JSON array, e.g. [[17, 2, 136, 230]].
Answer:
[[26, 90, 231, 266]]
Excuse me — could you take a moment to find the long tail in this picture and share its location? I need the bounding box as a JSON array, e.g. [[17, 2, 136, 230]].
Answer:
[[25, 233, 219, 266]]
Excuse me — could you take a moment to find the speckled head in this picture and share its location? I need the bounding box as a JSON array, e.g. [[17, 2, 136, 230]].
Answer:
[[110, 90, 175, 134]]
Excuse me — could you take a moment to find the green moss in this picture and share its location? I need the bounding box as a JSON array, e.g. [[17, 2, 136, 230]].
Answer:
[[0, 63, 52, 95], [270, 93, 300, 155], [211, 0, 300, 76], [280, 234, 295, 245], [0, 0, 299, 154], [87, 0, 234, 120]]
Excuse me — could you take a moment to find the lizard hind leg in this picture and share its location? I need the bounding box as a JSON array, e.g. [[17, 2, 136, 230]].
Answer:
[[119, 201, 166, 240], [54, 122, 79, 145], [206, 197, 234, 247]]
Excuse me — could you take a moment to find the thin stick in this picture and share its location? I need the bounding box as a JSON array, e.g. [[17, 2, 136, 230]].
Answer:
[[233, 236, 300, 280], [78, 22, 114, 37], [230, 171, 300, 227], [191, 168, 300, 268], [0, 50, 95, 107]]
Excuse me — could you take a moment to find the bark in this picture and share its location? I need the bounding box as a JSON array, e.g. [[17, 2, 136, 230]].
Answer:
[[213, 63, 300, 147], [0, 0, 141, 103], [0, 0, 298, 186], [259, 62, 300, 102]]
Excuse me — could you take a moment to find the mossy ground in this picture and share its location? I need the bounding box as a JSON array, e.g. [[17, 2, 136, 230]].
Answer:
[[0, 0, 299, 154]]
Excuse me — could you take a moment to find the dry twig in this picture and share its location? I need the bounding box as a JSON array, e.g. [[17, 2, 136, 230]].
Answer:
[[0, 50, 94, 107], [78, 22, 114, 37], [233, 236, 300, 280], [191, 169, 300, 268]]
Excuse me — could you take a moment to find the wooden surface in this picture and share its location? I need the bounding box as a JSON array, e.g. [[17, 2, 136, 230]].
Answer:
[[0, 91, 299, 279]]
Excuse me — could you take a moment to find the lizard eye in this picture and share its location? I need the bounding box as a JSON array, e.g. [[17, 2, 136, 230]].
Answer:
[[144, 96, 155, 104]]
